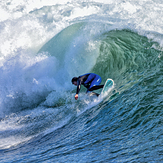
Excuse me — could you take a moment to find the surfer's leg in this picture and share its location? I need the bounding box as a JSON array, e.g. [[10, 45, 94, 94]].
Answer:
[[90, 76, 101, 87], [88, 85, 104, 91], [89, 92, 100, 97], [88, 76, 103, 91]]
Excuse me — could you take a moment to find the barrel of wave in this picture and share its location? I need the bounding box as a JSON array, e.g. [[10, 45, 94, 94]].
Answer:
[[92, 29, 160, 93]]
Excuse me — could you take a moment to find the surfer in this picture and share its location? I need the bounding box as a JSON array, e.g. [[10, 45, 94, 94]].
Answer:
[[71, 73, 104, 100]]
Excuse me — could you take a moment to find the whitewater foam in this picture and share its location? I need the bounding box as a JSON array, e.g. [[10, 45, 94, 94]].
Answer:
[[0, 0, 163, 153]]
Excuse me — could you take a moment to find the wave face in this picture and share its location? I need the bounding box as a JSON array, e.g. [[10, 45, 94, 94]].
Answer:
[[0, 0, 163, 162]]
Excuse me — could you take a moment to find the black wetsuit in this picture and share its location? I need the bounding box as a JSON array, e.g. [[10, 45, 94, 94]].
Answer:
[[76, 73, 104, 94]]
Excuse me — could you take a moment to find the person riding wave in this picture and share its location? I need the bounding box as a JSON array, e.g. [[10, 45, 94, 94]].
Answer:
[[71, 73, 104, 100]]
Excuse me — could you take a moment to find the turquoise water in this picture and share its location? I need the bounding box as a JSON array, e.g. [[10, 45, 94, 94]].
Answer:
[[0, 0, 163, 162]]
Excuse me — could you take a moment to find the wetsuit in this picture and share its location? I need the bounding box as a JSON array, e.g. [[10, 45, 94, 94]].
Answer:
[[76, 73, 104, 94]]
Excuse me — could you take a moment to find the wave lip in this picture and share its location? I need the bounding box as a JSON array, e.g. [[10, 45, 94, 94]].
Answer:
[[0, 0, 163, 162]]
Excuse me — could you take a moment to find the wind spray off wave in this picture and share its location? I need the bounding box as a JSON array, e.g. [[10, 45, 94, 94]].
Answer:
[[0, 0, 163, 163]]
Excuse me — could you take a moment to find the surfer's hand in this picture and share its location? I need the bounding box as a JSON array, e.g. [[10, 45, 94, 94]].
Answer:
[[75, 94, 78, 100]]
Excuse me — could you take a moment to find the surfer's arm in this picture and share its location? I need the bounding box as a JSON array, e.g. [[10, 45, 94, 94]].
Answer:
[[76, 79, 81, 94], [75, 94, 78, 100], [75, 80, 80, 100]]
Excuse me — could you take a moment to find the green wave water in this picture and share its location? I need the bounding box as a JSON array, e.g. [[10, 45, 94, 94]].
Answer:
[[0, 1, 163, 163]]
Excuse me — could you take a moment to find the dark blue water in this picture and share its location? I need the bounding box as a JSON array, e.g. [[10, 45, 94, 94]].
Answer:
[[0, 0, 163, 162]]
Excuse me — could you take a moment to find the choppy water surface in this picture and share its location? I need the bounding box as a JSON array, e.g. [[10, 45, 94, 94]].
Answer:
[[0, 0, 163, 162]]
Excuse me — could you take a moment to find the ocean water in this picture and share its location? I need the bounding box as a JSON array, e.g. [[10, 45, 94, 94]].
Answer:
[[0, 0, 163, 162]]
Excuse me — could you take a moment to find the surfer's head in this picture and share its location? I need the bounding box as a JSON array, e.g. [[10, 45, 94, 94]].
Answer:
[[71, 77, 78, 86]]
